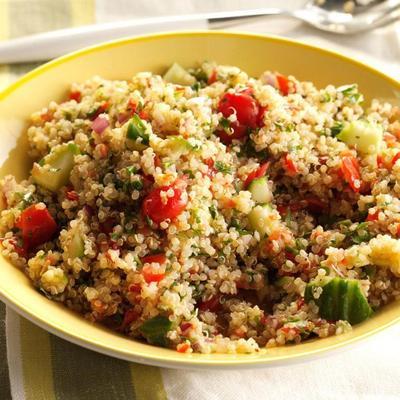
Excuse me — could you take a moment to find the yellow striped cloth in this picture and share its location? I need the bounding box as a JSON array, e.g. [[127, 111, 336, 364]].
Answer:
[[0, 1, 167, 399], [2, 2, 400, 400]]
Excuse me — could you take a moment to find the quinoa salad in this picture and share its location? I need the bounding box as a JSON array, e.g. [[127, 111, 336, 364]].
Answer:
[[1, 62, 400, 354]]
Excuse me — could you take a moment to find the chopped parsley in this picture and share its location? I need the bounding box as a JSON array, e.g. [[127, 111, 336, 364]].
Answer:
[[331, 121, 344, 136], [131, 180, 143, 191], [183, 169, 195, 179], [215, 161, 232, 174], [209, 204, 217, 219], [220, 117, 231, 133], [338, 84, 364, 104], [126, 166, 138, 175]]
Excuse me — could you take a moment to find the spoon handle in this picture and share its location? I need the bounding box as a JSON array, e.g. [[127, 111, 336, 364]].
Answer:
[[0, 9, 286, 64]]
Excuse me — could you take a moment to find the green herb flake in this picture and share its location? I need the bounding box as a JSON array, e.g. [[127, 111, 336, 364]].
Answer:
[[87, 106, 100, 119], [68, 143, 80, 155], [127, 114, 149, 145], [191, 82, 201, 92], [220, 117, 231, 133], [215, 161, 232, 175], [331, 121, 344, 136], [193, 70, 208, 83], [183, 169, 195, 179], [126, 166, 138, 175], [209, 204, 217, 219], [131, 180, 143, 191], [338, 84, 364, 104], [321, 92, 331, 103]]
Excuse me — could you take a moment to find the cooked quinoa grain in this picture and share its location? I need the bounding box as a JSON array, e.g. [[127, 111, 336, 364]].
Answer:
[[1, 62, 400, 354]]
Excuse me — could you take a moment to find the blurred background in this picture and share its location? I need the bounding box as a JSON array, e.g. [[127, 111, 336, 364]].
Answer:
[[1, 0, 399, 88]]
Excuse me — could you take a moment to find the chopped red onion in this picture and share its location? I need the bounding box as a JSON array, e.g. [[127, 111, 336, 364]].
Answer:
[[91, 115, 109, 134]]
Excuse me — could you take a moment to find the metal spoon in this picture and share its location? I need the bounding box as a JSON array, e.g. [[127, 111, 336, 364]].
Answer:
[[1, 0, 399, 64]]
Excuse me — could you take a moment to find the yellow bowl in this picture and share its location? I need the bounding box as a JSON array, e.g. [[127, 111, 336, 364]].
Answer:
[[0, 31, 399, 369]]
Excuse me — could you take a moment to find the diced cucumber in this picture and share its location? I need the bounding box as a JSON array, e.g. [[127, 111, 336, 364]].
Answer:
[[346, 280, 373, 324], [68, 233, 85, 258], [32, 143, 78, 192], [139, 315, 172, 346], [163, 63, 196, 86], [162, 136, 193, 158], [248, 204, 279, 236], [248, 176, 272, 204], [305, 277, 372, 324], [127, 114, 149, 145], [337, 120, 383, 155]]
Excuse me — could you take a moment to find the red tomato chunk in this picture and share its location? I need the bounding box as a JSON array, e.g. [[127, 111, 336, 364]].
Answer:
[[142, 265, 165, 283], [141, 253, 167, 265], [16, 204, 57, 250], [341, 156, 361, 192], [283, 153, 298, 176], [217, 92, 262, 143], [244, 162, 270, 188], [142, 185, 187, 223], [276, 73, 290, 96]]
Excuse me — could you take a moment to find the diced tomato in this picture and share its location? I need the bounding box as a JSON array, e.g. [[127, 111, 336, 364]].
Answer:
[[285, 250, 296, 262], [204, 158, 217, 178], [260, 314, 269, 325], [257, 105, 268, 127], [121, 308, 139, 329], [283, 153, 298, 176], [117, 113, 129, 124], [66, 190, 79, 201], [217, 92, 260, 144], [69, 91, 82, 102], [89, 101, 109, 120], [142, 265, 165, 283], [154, 154, 162, 168], [391, 152, 400, 167], [142, 184, 187, 224], [83, 205, 94, 216], [208, 69, 217, 84], [384, 133, 397, 147], [341, 156, 362, 192], [128, 283, 142, 293], [177, 342, 191, 353], [40, 110, 53, 122], [141, 253, 167, 265], [276, 73, 290, 96], [96, 143, 109, 158], [377, 154, 385, 168], [7, 237, 27, 258], [100, 217, 116, 235], [217, 122, 248, 144], [219, 92, 259, 129], [366, 210, 379, 222], [222, 198, 236, 209], [180, 322, 192, 333], [396, 224, 400, 237], [16, 204, 57, 250], [128, 98, 137, 114], [296, 298, 305, 308], [278, 198, 325, 216], [304, 197, 326, 213], [281, 326, 300, 335], [198, 295, 221, 312], [244, 162, 270, 188], [139, 110, 149, 121], [277, 203, 302, 215]]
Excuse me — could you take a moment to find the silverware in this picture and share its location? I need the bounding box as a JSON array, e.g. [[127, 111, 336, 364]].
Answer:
[[0, 0, 399, 64]]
